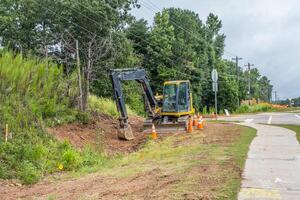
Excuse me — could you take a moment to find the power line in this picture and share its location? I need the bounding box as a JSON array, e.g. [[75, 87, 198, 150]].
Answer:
[[139, 0, 238, 57], [24, 1, 250, 85]]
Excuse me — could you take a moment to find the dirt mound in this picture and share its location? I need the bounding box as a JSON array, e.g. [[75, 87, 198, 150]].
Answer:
[[48, 114, 148, 154]]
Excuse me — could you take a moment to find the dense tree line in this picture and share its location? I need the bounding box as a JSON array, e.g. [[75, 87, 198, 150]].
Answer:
[[0, 0, 273, 113]]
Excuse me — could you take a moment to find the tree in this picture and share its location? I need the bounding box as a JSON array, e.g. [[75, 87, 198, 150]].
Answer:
[[145, 11, 176, 92], [0, 0, 139, 110]]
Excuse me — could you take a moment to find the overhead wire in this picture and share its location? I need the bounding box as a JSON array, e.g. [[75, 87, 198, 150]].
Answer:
[[29, 0, 248, 83], [139, 0, 237, 57]]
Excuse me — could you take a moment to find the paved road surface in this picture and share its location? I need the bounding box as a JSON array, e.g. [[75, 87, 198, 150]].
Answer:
[[218, 112, 300, 125]]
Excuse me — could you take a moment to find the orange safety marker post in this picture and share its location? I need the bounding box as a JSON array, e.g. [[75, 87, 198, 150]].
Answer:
[[151, 124, 158, 140], [188, 118, 193, 133]]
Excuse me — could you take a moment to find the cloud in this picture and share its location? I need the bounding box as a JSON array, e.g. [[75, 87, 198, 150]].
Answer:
[[132, 0, 300, 98]]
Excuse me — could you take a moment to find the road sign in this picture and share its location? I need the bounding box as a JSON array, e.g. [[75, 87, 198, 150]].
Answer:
[[212, 82, 218, 92], [211, 69, 218, 82]]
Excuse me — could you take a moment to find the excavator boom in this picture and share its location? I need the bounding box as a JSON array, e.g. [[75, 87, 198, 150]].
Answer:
[[110, 68, 157, 140]]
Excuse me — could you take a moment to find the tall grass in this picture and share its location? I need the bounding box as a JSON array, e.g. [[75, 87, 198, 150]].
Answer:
[[235, 103, 273, 114], [88, 95, 137, 118], [0, 51, 108, 184]]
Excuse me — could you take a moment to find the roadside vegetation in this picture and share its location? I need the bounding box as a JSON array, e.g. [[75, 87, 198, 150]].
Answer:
[[0, 123, 256, 199], [0, 1, 273, 114], [0, 52, 118, 184], [0, 0, 267, 191]]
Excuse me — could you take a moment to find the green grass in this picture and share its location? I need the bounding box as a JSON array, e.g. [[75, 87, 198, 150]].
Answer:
[[72, 124, 256, 199], [235, 104, 299, 114], [0, 51, 112, 184], [276, 125, 300, 143], [220, 126, 256, 199], [88, 95, 136, 118], [235, 103, 273, 114]]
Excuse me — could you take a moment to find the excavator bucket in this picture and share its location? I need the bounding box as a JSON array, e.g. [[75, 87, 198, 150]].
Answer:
[[118, 124, 135, 140]]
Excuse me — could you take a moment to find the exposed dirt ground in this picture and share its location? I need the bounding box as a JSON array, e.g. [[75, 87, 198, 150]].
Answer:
[[0, 122, 250, 200], [48, 114, 148, 154]]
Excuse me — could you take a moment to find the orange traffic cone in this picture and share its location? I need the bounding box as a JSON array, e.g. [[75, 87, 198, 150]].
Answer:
[[197, 118, 204, 130], [151, 124, 157, 140], [188, 118, 193, 133], [193, 115, 199, 126]]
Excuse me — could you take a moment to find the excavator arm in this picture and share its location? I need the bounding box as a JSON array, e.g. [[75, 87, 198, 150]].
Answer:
[[110, 68, 157, 140]]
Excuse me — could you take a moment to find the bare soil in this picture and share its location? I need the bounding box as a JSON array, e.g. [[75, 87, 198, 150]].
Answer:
[[48, 114, 148, 154], [0, 122, 247, 200]]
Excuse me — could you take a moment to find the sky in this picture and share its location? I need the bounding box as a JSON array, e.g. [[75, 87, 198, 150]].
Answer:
[[131, 0, 300, 100]]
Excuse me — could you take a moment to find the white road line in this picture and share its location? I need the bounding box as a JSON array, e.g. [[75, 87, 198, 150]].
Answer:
[[268, 116, 273, 124], [244, 119, 254, 123], [295, 114, 300, 119]]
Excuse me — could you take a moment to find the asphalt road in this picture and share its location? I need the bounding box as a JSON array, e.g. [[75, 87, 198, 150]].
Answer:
[[218, 112, 300, 125]]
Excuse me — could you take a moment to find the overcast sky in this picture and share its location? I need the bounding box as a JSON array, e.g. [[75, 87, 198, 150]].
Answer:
[[132, 0, 300, 99]]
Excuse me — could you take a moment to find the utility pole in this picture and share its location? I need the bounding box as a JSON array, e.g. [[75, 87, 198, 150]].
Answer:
[[245, 63, 254, 105], [274, 91, 277, 104], [232, 56, 242, 106]]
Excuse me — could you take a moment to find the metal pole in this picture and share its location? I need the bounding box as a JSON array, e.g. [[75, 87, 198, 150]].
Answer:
[[215, 89, 217, 115]]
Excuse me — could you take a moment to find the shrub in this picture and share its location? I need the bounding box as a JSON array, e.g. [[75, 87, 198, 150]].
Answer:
[[61, 149, 82, 170], [18, 161, 41, 184], [235, 103, 273, 113], [76, 112, 91, 124], [88, 95, 137, 118], [0, 51, 80, 184]]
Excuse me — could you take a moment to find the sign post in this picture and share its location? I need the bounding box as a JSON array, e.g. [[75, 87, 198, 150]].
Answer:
[[211, 69, 218, 115]]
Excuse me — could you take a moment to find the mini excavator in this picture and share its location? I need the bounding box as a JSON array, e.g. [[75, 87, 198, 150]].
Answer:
[[110, 68, 195, 140]]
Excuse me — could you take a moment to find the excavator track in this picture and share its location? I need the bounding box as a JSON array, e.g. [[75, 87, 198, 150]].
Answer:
[[143, 116, 189, 134]]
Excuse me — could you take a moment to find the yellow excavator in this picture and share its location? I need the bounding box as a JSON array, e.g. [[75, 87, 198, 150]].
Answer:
[[110, 68, 195, 140]]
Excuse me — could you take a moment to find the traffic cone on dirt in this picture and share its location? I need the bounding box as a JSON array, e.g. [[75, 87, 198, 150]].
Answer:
[[197, 115, 204, 130], [151, 124, 157, 140], [193, 115, 199, 127], [188, 118, 193, 133]]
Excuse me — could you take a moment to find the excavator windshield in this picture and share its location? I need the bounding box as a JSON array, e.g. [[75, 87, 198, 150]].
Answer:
[[162, 82, 190, 113], [163, 84, 177, 112]]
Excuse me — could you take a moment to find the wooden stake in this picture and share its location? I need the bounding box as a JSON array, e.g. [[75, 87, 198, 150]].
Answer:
[[5, 124, 8, 143]]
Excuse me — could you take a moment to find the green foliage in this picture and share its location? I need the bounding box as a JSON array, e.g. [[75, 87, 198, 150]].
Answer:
[[88, 95, 137, 118], [18, 161, 41, 185], [75, 112, 91, 124], [0, 52, 114, 184], [235, 103, 273, 114]]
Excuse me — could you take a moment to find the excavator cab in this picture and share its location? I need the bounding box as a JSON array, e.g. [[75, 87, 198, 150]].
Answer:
[[162, 81, 192, 115]]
